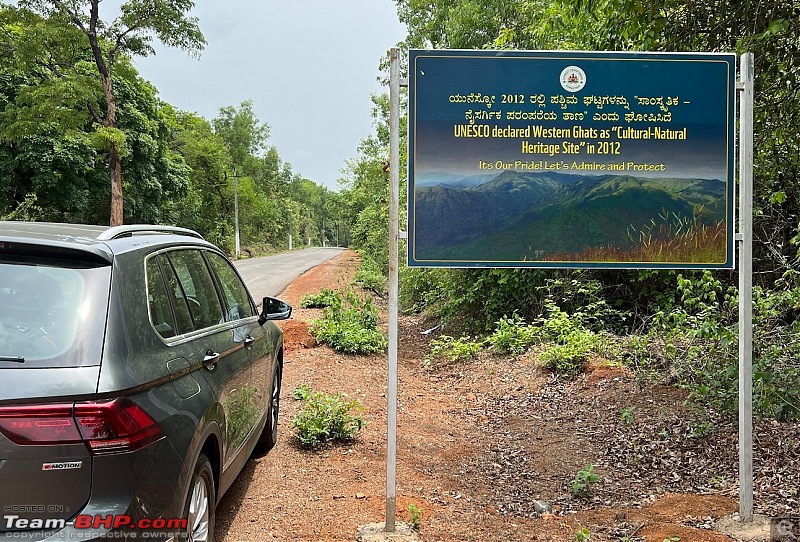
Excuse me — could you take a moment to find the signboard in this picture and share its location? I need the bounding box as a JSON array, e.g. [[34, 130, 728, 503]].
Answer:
[[407, 50, 736, 269]]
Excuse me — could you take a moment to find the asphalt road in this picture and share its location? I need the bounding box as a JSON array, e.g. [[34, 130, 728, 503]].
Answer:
[[233, 247, 344, 302]]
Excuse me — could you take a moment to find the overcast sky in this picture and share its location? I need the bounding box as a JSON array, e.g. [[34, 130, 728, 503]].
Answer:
[[131, 1, 407, 190]]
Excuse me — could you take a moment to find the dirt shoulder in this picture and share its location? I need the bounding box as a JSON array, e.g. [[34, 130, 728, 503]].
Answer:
[[216, 250, 797, 542]]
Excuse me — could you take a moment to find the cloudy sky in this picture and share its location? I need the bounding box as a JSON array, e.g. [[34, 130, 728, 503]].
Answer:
[[132, 1, 407, 190]]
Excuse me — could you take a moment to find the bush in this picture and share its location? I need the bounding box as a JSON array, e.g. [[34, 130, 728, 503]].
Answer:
[[570, 464, 600, 498], [539, 330, 598, 375], [300, 288, 340, 308], [487, 315, 538, 355], [310, 290, 387, 354], [399, 268, 550, 332], [353, 257, 387, 293], [425, 335, 484, 365], [292, 383, 313, 401], [291, 387, 365, 448], [629, 272, 800, 421], [537, 303, 599, 375], [398, 267, 633, 333], [399, 266, 448, 314]]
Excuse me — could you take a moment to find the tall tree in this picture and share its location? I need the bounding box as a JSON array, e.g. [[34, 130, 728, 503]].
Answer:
[[212, 100, 270, 176], [1, 8, 188, 225], [17, 0, 205, 225], [339, 93, 407, 270]]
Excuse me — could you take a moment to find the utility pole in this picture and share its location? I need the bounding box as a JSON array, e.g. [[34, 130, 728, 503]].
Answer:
[[225, 170, 241, 258], [288, 211, 293, 251], [234, 173, 240, 258]]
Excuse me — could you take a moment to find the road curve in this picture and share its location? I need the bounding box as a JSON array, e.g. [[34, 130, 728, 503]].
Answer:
[[233, 247, 345, 302]]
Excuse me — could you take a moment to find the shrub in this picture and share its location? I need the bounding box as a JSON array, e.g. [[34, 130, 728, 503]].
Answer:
[[300, 288, 340, 308], [539, 330, 597, 375], [537, 303, 599, 375], [536, 275, 631, 333], [487, 314, 538, 355], [399, 267, 551, 332], [292, 384, 313, 401], [353, 257, 387, 293], [638, 273, 800, 421], [425, 335, 484, 365], [310, 290, 387, 354], [291, 387, 366, 448], [408, 503, 423, 531], [399, 266, 448, 314]]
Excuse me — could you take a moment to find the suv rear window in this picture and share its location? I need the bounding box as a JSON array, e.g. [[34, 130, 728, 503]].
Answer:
[[0, 261, 110, 367]]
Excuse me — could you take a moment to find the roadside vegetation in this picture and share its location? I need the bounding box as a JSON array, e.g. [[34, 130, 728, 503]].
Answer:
[[405, 269, 800, 421], [2, 1, 799, 423], [0, 3, 348, 255], [307, 288, 387, 355], [290, 384, 366, 448], [300, 288, 340, 309], [334, 1, 800, 424]]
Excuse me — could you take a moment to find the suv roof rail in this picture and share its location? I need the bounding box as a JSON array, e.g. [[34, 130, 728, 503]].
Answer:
[[96, 225, 205, 241]]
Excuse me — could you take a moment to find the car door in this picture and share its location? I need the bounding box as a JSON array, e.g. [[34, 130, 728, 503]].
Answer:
[[204, 251, 274, 430], [159, 249, 256, 468]]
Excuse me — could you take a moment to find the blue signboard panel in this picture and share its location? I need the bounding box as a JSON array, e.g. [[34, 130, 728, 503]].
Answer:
[[407, 50, 737, 269]]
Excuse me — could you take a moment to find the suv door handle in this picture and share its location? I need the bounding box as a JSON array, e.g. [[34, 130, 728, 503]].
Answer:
[[203, 350, 220, 369], [243, 336, 255, 348]]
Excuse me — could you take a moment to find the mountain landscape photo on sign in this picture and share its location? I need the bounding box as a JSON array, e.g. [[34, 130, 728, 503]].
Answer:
[[412, 171, 727, 263]]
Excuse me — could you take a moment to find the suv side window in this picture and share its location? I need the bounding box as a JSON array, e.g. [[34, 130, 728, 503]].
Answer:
[[159, 255, 194, 335], [145, 257, 177, 339], [166, 250, 225, 331], [205, 252, 256, 322]]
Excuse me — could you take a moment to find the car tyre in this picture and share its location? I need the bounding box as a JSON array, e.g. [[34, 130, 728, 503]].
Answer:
[[257, 360, 282, 452], [184, 453, 215, 542]]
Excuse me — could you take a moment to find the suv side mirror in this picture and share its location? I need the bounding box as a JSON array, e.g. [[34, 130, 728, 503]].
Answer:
[[259, 296, 292, 325]]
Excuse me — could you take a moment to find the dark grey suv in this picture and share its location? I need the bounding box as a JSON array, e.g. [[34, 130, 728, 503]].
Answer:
[[0, 222, 292, 541]]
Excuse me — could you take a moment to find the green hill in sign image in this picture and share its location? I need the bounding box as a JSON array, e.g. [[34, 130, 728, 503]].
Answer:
[[413, 171, 727, 263]]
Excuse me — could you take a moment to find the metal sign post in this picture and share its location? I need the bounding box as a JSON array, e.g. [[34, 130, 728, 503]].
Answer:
[[737, 51, 754, 523], [385, 46, 401, 532]]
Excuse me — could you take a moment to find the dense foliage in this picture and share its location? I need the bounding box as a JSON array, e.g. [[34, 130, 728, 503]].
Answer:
[[339, 0, 800, 420], [8, 0, 205, 225], [0, 3, 339, 253]]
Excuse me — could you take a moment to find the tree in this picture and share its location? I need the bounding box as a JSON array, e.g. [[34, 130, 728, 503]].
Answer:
[[165, 109, 232, 247], [16, 0, 204, 225], [395, 0, 800, 279], [339, 93, 408, 270], [212, 100, 269, 177], [0, 8, 188, 225]]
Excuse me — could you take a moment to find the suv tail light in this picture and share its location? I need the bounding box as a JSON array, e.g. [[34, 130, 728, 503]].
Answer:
[[0, 404, 81, 445], [0, 399, 165, 454]]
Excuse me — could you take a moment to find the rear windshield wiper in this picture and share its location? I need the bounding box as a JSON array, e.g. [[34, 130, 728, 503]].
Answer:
[[0, 356, 25, 363]]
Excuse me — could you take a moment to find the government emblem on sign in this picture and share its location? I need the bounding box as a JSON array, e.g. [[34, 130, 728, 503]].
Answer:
[[560, 65, 586, 92]]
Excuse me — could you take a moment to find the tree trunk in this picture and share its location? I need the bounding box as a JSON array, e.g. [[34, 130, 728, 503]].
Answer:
[[109, 142, 123, 226], [101, 70, 123, 226]]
